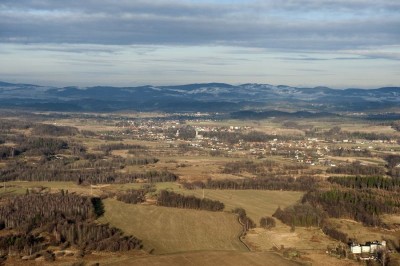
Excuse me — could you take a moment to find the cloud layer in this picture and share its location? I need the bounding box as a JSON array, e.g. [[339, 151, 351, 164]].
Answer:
[[1, 0, 399, 50], [1, 1, 399, 88]]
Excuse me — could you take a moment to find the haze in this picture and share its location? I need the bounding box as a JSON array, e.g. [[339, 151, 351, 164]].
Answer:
[[0, 0, 399, 88]]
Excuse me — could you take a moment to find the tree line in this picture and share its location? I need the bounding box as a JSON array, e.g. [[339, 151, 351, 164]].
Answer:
[[0, 119, 32, 132], [180, 176, 316, 191], [116, 188, 153, 204], [232, 208, 256, 231], [222, 160, 308, 176], [97, 143, 148, 154], [328, 148, 371, 157], [157, 190, 224, 211], [385, 155, 400, 178], [223, 160, 277, 175], [271, 202, 349, 243], [0, 158, 177, 184], [202, 130, 302, 145], [326, 161, 385, 176], [306, 126, 394, 141], [328, 176, 400, 191], [31, 124, 79, 136]]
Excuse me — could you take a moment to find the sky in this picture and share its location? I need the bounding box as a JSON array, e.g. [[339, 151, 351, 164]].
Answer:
[[0, 0, 399, 88]]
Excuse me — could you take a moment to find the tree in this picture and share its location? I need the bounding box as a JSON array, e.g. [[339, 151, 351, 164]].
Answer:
[[260, 216, 276, 229]]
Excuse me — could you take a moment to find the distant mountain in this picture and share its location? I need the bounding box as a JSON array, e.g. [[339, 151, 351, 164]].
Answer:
[[0, 81, 398, 113]]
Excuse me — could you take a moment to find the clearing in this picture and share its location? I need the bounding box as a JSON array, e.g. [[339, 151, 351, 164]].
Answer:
[[98, 199, 247, 254]]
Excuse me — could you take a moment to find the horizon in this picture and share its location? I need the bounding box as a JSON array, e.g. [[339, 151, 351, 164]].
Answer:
[[0, 79, 398, 90], [1, 1, 399, 88]]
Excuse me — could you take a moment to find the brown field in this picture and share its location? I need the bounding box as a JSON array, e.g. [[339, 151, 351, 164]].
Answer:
[[1, 113, 399, 265], [1, 181, 98, 197], [1, 181, 304, 224], [178, 189, 304, 223], [381, 214, 400, 225], [97, 199, 247, 254], [98, 250, 303, 266], [327, 156, 386, 166], [163, 156, 239, 181], [114, 182, 304, 223], [243, 221, 360, 266], [326, 218, 400, 245], [340, 124, 398, 134]]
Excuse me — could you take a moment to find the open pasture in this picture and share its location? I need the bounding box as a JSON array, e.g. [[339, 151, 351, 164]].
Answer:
[[178, 188, 304, 223], [99, 250, 303, 266], [98, 199, 247, 254]]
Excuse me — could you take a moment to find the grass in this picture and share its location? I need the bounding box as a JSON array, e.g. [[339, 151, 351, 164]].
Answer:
[[98, 250, 303, 266], [2, 180, 303, 225], [108, 182, 303, 223], [1, 181, 103, 197], [176, 188, 304, 223], [98, 199, 247, 254], [327, 218, 400, 245]]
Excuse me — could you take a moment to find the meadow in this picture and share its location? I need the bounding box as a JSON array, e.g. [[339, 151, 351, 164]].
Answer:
[[98, 199, 247, 254]]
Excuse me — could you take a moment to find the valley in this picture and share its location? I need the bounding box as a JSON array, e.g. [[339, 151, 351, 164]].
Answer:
[[0, 109, 399, 265]]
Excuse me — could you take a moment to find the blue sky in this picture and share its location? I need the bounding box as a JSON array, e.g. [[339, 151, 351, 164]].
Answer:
[[0, 0, 399, 88]]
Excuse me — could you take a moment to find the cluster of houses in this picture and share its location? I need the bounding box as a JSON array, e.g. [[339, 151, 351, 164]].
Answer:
[[111, 116, 398, 166], [350, 241, 387, 260]]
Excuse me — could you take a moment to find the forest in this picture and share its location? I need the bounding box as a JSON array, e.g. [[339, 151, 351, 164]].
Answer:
[[0, 114, 399, 264], [0, 193, 142, 260]]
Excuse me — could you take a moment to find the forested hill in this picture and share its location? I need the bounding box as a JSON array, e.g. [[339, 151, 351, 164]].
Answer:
[[0, 81, 399, 113]]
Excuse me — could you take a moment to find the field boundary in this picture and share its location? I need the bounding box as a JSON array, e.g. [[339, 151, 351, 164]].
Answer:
[[236, 215, 252, 251]]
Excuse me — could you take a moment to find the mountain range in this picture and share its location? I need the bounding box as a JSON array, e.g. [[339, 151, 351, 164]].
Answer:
[[0, 81, 398, 113]]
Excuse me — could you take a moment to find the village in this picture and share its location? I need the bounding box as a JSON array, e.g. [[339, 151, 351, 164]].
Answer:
[[105, 114, 399, 170]]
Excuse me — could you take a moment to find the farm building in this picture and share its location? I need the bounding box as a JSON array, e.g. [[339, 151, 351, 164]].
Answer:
[[350, 240, 386, 255]]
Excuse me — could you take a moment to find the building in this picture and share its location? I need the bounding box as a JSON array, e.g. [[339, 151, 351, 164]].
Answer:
[[350, 241, 386, 258]]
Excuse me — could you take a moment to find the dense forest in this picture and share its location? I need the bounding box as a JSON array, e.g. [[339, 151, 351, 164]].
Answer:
[[0, 193, 142, 259], [273, 203, 325, 228], [303, 188, 400, 226], [0, 155, 175, 184], [328, 176, 400, 191]]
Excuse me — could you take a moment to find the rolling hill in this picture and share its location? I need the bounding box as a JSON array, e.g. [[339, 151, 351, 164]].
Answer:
[[0, 81, 399, 113]]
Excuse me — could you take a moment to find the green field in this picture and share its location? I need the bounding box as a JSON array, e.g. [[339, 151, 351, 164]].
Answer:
[[98, 199, 247, 254]]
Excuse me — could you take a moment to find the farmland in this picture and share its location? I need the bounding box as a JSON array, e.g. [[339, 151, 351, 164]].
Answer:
[[102, 250, 303, 266], [98, 199, 247, 254], [0, 110, 399, 265]]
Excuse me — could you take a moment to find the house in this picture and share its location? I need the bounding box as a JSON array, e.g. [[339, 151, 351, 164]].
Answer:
[[350, 241, 386, 258]]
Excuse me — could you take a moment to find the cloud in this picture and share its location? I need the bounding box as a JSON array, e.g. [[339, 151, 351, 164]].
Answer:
[[343, 49, 400, 61], [0, 0, 399, 50]]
